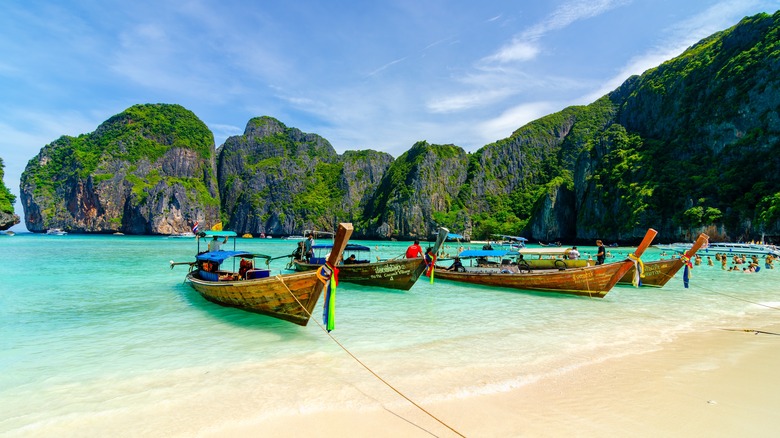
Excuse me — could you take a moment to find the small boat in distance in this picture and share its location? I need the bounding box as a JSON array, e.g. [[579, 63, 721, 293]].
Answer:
[[619, 233, 709, 287], [170, 232, 196, 238], [655, 241, 780, 257], [434, 228, 658, 298], [46, 228, 67, 235], [171, 223, 353, 326]]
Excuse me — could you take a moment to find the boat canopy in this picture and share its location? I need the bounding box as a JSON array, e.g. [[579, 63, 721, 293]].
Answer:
[[196, 251, 269, 263], [447, 233, 465, 239], [312, 243, 370, 251], [493, 234, 528, 242], [519, 247, 571, 256], [459, 249, 519, 258], [200, 230, 238, 238]]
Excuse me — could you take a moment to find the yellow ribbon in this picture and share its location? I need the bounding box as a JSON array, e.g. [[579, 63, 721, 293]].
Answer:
[[628, 253, 645, 287]]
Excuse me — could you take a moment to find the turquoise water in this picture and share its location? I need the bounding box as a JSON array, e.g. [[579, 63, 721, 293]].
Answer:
[[1, 234, 777, 436]]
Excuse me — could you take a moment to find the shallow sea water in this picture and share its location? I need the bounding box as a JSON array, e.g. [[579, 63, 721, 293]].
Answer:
[[0, 234, 777, 436]]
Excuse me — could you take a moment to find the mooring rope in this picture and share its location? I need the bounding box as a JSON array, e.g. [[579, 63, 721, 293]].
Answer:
[[648, 265, 780, 337], [653, 267, 780, 312], [275, 274, 465, 438]]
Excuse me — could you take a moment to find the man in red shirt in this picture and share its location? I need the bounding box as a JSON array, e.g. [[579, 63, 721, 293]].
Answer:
[[406, 239, 423, 258]]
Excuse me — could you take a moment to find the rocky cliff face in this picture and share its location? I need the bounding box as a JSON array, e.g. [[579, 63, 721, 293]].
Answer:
[[20, 104, 220, 234], [363, 141, 469, 239], [340, 150, 394, 234], [0, 158, 20, 230], [0, 211, 18, 230], [217, 117, 393, 236]]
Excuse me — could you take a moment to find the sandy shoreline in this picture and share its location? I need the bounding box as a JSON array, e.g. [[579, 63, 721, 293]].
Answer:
[[207, 320, 780, 437]]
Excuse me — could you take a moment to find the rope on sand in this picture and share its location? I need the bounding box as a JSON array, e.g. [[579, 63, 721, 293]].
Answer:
[[277, 274, 466, 438], [720, 328, 780, 336]]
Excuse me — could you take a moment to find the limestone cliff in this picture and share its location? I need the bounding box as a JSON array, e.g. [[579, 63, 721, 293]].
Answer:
[[217, 117, 393, 236], [20, 104, 220, 234], [363, 141, 469, 239], [0, 157, 20, 230]]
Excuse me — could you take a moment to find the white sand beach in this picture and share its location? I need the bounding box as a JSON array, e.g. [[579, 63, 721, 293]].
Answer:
[[208, 321, 780, 438]]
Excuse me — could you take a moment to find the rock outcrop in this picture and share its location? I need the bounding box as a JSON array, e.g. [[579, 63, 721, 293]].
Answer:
[[217, 117, 393, 236], [20, 104, 220, 234], [0, 157, 20, 230]]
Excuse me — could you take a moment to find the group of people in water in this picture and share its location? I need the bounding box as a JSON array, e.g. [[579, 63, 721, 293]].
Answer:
[[717, 253, 774, 272], [660, 251, 775, 273]]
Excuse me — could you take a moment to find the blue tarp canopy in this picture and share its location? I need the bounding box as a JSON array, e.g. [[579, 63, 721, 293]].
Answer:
[[312, 243, 371, 251], [200, 230, 238, 238], [458, 249, 519, 258], [493, 234, 528, 242], [447, 233, 465, 239], [196, 250, 254, 263]]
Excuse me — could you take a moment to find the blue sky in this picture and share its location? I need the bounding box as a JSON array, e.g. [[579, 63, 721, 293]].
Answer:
[[2, 0, 779, 231]]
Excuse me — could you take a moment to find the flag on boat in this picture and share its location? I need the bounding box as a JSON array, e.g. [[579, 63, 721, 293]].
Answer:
[[192, 221, 199, 234]]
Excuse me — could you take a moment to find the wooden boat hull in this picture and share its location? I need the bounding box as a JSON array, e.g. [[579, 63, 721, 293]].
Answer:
[[290, 258, 426, 290], [433, 260, 633, 298], [186, 270, 324, 326], [620, 233, 709, 287], [180, 222, 354, 326], [618, 259, 684, 287], [434, 228, 659, 297]]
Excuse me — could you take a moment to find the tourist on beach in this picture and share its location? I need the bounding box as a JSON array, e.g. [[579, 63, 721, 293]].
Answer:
[[406, 239, 423, 258], [596, 240, 606, 265]]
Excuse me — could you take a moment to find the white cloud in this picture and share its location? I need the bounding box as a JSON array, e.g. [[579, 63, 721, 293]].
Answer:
[[523, 0, 630, 41], [483, 40, 540, 63], [582, 0, 771, 103], [427, 87, 520, 113], [482, 0, 629, 66], [478, 101, 560, 143]]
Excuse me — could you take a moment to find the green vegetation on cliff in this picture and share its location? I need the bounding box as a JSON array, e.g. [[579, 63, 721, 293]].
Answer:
[[0, 158, 16, 214], [21, 103, 220, 232], [610, 11, 780, 238]]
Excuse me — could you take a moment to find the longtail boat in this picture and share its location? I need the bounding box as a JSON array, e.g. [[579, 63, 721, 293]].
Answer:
[[171, 223, 353, 325], [618, 233, 709, 287], [433, 228, 658, 298], [287, 228, 449, 290]]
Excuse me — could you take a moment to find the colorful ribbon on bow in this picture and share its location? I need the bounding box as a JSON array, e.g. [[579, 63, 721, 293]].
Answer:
[[628, 252, 645, 287], [424, 250, 437, 284], [317, 262, 339, 332], [680, 255, 692, 288]]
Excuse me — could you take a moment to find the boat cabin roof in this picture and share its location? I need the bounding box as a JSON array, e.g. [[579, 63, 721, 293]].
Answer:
[[200, 230, 238, 238], [312, 243, 371, 251], [196, 250, 270, 263], [518, 247, 572, 256], [459, 249, 520, 258], [492, 234, 528, 242]]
